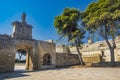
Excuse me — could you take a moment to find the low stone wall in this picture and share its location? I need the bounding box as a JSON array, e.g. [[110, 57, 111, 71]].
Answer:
[[56, 53, 80, 67], [82, 54, 102, 63], [117, 56, 120, 61]]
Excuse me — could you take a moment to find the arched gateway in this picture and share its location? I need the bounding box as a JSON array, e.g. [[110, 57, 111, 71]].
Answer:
[[15, 43, 33, 70], [43, 54, 52, 65], [0, 13, 56, 72]]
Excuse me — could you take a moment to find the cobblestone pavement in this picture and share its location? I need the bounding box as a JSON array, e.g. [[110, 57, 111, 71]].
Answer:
[[0, 66, 120, 80]]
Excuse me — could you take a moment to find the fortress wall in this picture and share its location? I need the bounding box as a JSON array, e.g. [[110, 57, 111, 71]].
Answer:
[[82, 54, 101, 63], [103, 50, 111, 61], [31, 42, 40, 70], [0, 36, 15, 72], [0, 34, 11, 38], [0, 38, 40, 72], [0, 36, 16, 72], [81, 50, 101, 55], [13, 40, 40, 70], [81, 51, 102, 63], [38, 41, 56, 69], [56, 45, 69, 53], [115, 49, 120, 61], [56, 53, 79, 67]]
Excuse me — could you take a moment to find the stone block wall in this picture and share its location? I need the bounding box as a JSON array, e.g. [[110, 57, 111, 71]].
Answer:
[[0, 35, 15, 72], [82, 54, 101, 63], [56, 45, 69, 53], [0, 49, 15, 72], [38, 41, 56, 69], [117, 56, 120, 61], [56, 53, 79, 67]]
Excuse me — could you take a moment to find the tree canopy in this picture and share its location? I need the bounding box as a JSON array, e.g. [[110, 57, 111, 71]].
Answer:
[[54, 8, 85, 65], [82, 0, 120, 65], [54, 8, 85, 44], [82, 0, 120, 38]]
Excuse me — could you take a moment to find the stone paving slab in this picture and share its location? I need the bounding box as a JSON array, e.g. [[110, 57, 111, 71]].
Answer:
[[0, 67, 120, 80]]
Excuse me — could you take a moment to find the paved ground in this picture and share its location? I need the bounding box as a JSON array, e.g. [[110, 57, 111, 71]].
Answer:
[[14, 65, 26, 71], [0, 66, 120, 80]]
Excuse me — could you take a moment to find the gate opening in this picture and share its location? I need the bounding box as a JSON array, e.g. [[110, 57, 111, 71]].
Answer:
[[15, 49, 26, 70]]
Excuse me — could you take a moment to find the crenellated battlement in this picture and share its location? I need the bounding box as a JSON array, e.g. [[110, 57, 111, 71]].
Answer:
[[0, 34, 11, 40], [11, 13, 32, 40]]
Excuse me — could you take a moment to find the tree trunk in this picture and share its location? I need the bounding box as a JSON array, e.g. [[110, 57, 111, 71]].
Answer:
[[110, 48, 115, 66], [110, 38, 116, 66], [75, 40, 84, 66], [105, 38, 115, 66], [18, 52, 22, 62], [104, 28, 115, 66], [20, 54, 22, 61]]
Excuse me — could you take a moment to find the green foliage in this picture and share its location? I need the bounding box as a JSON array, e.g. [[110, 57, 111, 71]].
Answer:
[[82, 0, 120, 38], [82, 0, 120, 64], [54, 8, 85, 65], [17, 49, 26, 61], [18, 49, 26, 55], [54, 8, 85, 46]]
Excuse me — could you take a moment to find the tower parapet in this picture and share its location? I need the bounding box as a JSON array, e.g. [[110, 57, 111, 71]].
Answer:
[[88, 39, 93, 45], [11, 12, 32, 40], [0, 34, 11, 40]]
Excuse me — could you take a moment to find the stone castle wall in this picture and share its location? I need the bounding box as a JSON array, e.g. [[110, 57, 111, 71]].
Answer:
[[69, 39, 120, 63], [56, 45, 80, 67], [12, 22, 32, 40], [1, 12, 120, 72], [0, 13, 57, 72], [37, 41, 56, 69], [56, 53, 79, 67], [0, 37, 56, 72], [0, 35, 14, 72], [56, 37, 120, 65]]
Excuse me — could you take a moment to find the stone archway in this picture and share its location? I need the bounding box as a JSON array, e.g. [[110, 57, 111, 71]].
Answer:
[[16, 49, 26, 63], [43, 54, 52, 65], [15, 43, 33, 70]]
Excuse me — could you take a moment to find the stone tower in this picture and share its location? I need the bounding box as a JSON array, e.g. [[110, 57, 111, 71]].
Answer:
[[88, 38, 93, 45], [11, 12, 32, 40]]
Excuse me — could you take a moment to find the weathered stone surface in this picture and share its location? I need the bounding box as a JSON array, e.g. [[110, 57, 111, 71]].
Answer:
[[11, 13, 32, 40], [0, 13, 79, 73], [56, 53, 79, 67], [2, 12, 120, 73], [0, 37, 56, 72], [68, 38, 120, 63], [0, 13, 56, 72]]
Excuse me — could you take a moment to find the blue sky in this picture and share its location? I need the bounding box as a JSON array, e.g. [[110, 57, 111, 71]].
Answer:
[[0, 0, 96, 42]]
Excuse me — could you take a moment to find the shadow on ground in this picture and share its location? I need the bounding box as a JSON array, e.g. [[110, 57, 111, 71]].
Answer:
[[0, 66, 70, 80], [92, 61, 120, 67], [0, 70, 30, 80], [1, 62, 120, 80]]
